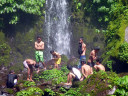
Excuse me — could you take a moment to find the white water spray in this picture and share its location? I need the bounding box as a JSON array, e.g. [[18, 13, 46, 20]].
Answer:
[[44, 0, 71, 60]]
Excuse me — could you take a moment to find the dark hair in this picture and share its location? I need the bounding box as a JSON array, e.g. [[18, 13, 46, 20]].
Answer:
[[80, 37, 84, 41], [34, 64, 39, 68], [50, 50, 54, 54], [96, 58, 101, 63], [94, 46, 100, 50], [67, 65, 72, 70], [37, 36, 41, 39], [9, 70, 14, 74]]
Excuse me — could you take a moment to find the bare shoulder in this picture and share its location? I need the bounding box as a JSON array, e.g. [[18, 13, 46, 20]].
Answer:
[[25, 59, 31, 62], [35, 41, 37, 44], [90, 50, 94, 55], [41, 41, 44, 44], [83, 43, 86, 47]]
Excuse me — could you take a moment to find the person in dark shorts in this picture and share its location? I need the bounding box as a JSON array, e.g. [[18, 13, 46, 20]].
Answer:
[[6, 70, 18, 88], [65, 65, 81, 85], [87, 47, 100, 74], [78, 37, 86, 69]]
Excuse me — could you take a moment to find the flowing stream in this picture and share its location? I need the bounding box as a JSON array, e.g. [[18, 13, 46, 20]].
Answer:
[[44, 0, 71, 60]]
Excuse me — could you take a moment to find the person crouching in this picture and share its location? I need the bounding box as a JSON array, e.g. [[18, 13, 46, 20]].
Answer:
[[65, 65, 81, 85]]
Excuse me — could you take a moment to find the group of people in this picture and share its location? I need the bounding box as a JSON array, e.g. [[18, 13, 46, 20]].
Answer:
[[65, 37, 105, 85], [6, 36, 105, 89], [6, 36, 61, 88], [23, 36, 62, 81]]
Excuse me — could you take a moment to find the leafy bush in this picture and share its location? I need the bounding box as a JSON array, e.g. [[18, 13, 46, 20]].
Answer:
[[118, 42, 128, 63], [16, 87, 44, 96], [34, 68, 68, 84], [114, 76, 128, 95], [44, 88, 56, 96], [0, 0, 45, 25], [23, 81, 36, 87], [0, 31, 11, 67], [79, 71, 119, 96]]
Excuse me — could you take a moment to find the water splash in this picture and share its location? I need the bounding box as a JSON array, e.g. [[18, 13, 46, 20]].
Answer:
[[44, 0, 71, 60]]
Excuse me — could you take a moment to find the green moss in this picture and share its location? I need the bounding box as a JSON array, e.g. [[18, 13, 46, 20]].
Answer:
[[102, 8, 128, 67], [61, 55, 69, 63], [78, 71, 119, 96]]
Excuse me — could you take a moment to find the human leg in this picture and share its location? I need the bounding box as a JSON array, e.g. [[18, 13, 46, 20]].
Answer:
[[39, 51, 46, 69], [35, 51, 40, 73], [66, 72, 75, 85], [55, 58, 61, 69], [27, 68, 30, 81], [29, 66, 33, 81]]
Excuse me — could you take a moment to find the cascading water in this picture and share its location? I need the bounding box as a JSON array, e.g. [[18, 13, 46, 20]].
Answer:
[[44, 0, 71, 60]]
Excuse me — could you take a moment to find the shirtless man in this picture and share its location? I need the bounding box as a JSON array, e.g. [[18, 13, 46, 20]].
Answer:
[[65, 65, 81, 85], [50, 50, 61, 69], [35, 36, 46, 73], [87, 47, 100, 74], [23, 59, 36, 81], [78, 37, 86, 69], [94, 58, 105, 71], [80, 59, 92, 81]]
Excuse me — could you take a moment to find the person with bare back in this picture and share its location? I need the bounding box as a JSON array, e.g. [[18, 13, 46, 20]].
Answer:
[[78, 37, 86, 69], [87, 47, 100, 74], [50, 50, 61, 69], [94, 58, 105, 72], [35, 36, 46, 73], [23, 59, 36, 81], [80, 59, 92, 81]]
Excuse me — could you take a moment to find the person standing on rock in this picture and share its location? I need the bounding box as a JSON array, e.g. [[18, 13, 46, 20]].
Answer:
[[80, 59, 92, 81], [87, 47, 100, 74], [78, 37, 86, 69], [50, 50, 61, 69], [94, 58, 105, 72], [23, 59, 36, 81], [6, 70, 18, 88], [35, 36, 46, 73]]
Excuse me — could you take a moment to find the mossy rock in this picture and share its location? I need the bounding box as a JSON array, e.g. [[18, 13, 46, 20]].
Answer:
[[61, 54, 69, 64], [67, 57, 79, 67], [78, 71, 119, 96]]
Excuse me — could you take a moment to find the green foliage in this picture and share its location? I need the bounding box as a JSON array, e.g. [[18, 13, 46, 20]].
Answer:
[[61, 55, 69, 63], [84, 0, 115, 27], [34, 68, 68, 84], [114, 76, 128, 95], [118, 42, 128, 63], [0, 42, 11, 66], [16, 87, 44, 96], [64, 88, 83, 96], [106, 60, 113, 71], [0, 31, 11, 67], [23, 81, 36, 87], [0, 0, 45, 25], [78, 71, 119, 96], [102, 1, 128, 70], [44, 88, 56, 96]]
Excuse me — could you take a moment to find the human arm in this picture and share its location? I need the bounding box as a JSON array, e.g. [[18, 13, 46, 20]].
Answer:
[[90, 51, 96, 61], [38, 42, 44, 50], [35, 42, 40, 50], [81, 67, 87, 78], [82, 44, 86, 52]]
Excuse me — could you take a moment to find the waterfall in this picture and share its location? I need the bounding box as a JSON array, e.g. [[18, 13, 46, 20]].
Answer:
[[44, 0, 71, 60]]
